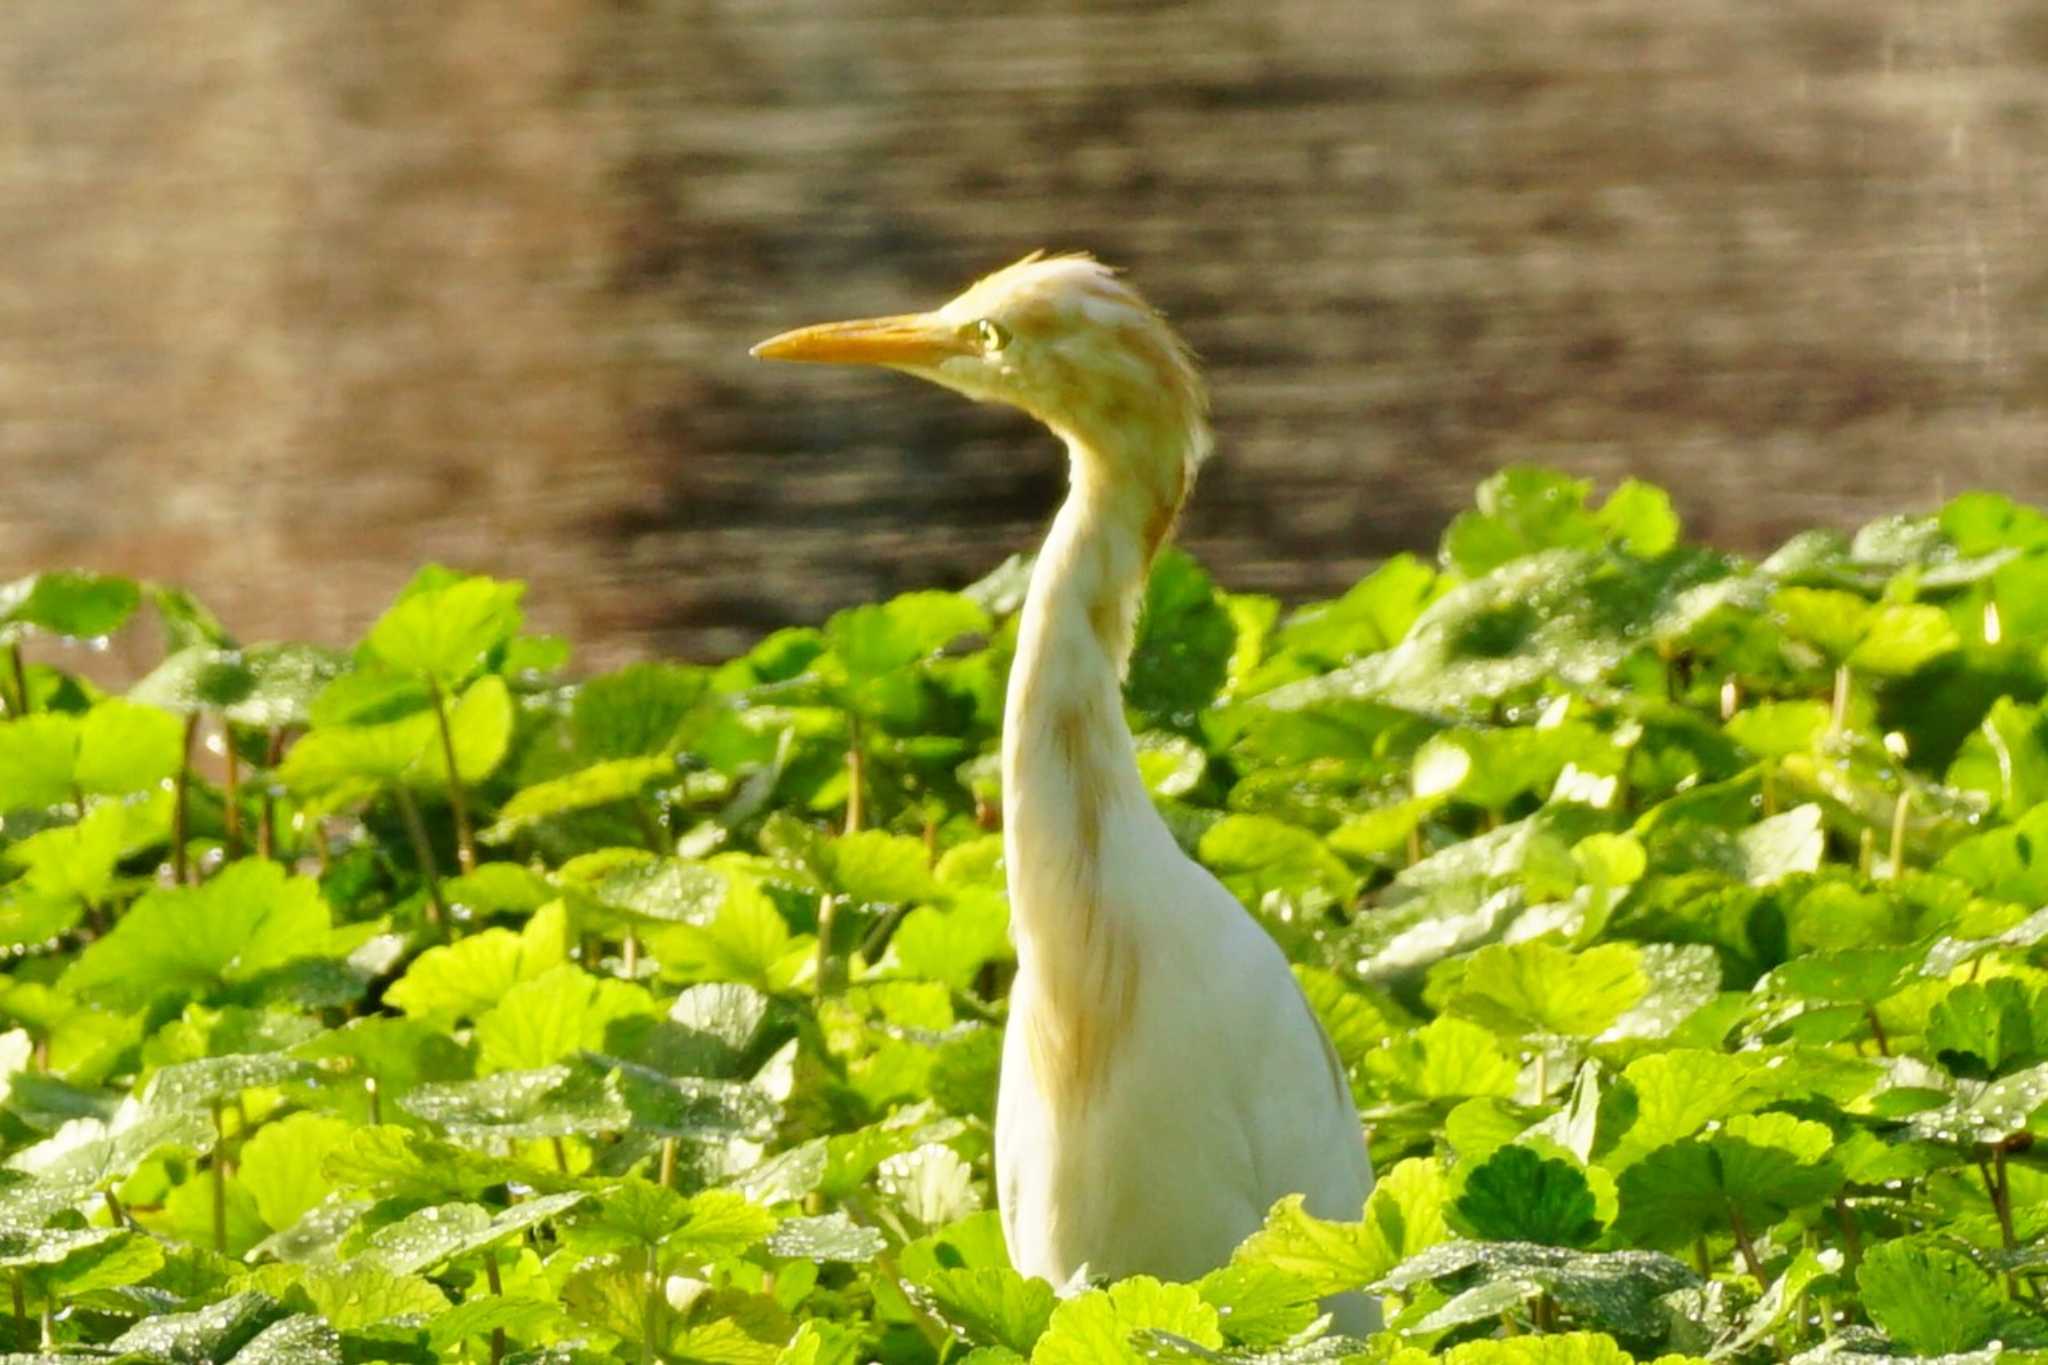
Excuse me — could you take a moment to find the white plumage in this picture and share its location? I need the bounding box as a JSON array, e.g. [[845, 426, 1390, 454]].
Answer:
[[755, 255, 1378, 1335]]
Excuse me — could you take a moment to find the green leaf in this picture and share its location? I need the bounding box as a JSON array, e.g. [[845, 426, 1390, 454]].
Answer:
[[1265, 554, 1444, 674], [827, 590, 990, 683], [384, 918, 567, 1022], [1129, 549, 1236, 723], [1850, 602, 1961, 675], [1361, 1015, 1520, 1103], [74, 698, 185, 797], [1594, 479, 1681, 558], [1439, 1331, 1642, 1365], [0, 713, 84, 810], [483, 755, 676, 839], [359, 1191, 587, 1274], [1443, 467, 1603, 577], [62, 859, 332, 1010], [826, 829, 939, 905], [297, 1259, 451, 1329], [907, 1265, 1057, 1355], [889, 894, 1010, 992], [1735, 803, 1825, 884], [239, 1111, 359, 1232], [1927, 978, 2048, 1076], [1198, 814, 1357, 921], [131, 643, 347, 727], [1947, 696, 2048, 819], [7, 1109, 215, 1199], [473, 963, 655, 1073], [1447, 942, 1647, 1039], [570, 661, 712, 758], [1031, 1277, 1222, 1365], [1611, 1111, 1843, 1250], [107, 1290, 287, 1361], [235, 1315, 344, 1364], [401, 1062, 631, 1140], [364, 574, 524, 684], [322, 1125, 575, 1202], [1450, 1144, 1601, 1247], [766, 1211, 886, 1264], [1133, 731, 1208, 797], [1856, 1236, 2015, 1356], [0, 570, 141, 642], [1725, 700, 1831, 759]]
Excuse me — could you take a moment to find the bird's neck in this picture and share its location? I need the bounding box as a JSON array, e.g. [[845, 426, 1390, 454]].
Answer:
[[1001, 430, 1188, 960]]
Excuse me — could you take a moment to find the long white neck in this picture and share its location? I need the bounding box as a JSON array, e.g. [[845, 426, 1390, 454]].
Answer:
[[1001, 433, 1186, 970]]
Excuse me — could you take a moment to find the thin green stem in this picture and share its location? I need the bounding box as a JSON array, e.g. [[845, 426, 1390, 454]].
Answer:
[[103, 1188, 132, 1230], [1889, 791, 1910, 879], [211, 1103, 228, 1253], [816, 894, 841, 997], [391, 785, 449, 939], [257, 728, 285, 860], [484, 1250, 507, 1365], [172, 714, 198, 884], [221, 724, 243, 860], [550, 1137, 570, 1173], [1865, 1006, 1891, 1057], [1832, 1194, 1861, 1272], [1830, 664, 1852, 734], [426, 677, 477, 875], [6, 643, 28, 719], [844, 716, 864, 836], [1727, 1204, 1763, 1280], [635, 797, 668, 856], [365, 1076, 382, 1126]]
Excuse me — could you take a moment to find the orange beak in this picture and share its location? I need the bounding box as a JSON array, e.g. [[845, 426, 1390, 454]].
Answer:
[[750, 313, 975, 368]]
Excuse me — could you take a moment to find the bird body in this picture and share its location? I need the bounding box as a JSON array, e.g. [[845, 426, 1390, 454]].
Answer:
[[754, 255, 1377, 1333]]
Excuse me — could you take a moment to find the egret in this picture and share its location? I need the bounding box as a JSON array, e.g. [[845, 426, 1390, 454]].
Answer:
[[753, 254, 1377, 1333]]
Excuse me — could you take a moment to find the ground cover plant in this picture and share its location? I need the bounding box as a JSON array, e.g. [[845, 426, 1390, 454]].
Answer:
[[2, 466, 2048, 1364]]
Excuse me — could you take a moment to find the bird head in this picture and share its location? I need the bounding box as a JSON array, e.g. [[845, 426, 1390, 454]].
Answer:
[[752, 253, 1211, 491]]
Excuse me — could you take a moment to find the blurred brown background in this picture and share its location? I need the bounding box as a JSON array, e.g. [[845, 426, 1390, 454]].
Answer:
[[6, 1, 2044, 670]]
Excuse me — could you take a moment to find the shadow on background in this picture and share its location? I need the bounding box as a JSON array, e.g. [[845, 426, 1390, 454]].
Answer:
[[6, 0, 2044, 667]]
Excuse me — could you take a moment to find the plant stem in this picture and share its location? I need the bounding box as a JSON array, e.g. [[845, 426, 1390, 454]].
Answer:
[[103, 1188, 132, 1230], [365, 1076, 382, 1126], [1832, 1194, 1861, 1271], [815, 894, 841, 997], [6, 643, 28, 718], [172, 714, 198, 884], [1889, 791, 1910, 879], [426, 677, 477, 875], [1695, 1235, 1712, 1278], [257, 728, 284, 859], [1830, 664, 1852, 734], [1727, 1205, 1763, 1280], [221, 723, 242, 860], [635, 797, 667, 855], [484, 1250, 507, 1365], [550, 1137, 569, 1173], [391, 785, 449, 939], [12, 1269, 23, 1339], [211, 1103, 228, 1253], [844, 716, 864, 835], [623, 929, 640, 980], [1865, 1006, 1891, 1057], [659, 1137, 677, 1189]]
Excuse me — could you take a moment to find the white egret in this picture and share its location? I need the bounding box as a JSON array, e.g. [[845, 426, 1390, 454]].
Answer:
[[753, 254, 1377, 1333]]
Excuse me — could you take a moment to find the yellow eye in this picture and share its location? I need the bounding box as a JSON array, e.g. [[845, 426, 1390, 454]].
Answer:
[[973, 318, 1011, 353]]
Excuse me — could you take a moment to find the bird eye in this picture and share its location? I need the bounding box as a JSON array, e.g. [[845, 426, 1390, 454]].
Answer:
[[973, 318, 1011, 353]]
